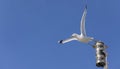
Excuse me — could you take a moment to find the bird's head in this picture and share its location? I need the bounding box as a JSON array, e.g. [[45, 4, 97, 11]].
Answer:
[[72, 33, 78, 37]]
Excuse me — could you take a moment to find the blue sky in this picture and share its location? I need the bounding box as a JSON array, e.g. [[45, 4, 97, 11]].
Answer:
[[0, 0, 120, 69]]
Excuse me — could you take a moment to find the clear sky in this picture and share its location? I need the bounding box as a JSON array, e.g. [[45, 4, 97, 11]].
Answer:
[[0, 0, 120, 69]]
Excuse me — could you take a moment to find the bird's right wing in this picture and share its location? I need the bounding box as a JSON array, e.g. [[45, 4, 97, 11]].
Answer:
[[58, 37, 77, 44], [80, 5, 87, 36]]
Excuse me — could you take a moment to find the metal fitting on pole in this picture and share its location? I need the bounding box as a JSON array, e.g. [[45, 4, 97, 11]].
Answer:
[[93, 41, 108, 68]]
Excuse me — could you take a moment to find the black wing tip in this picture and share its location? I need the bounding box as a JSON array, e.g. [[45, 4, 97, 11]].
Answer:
[[58, 40, 63, 44]]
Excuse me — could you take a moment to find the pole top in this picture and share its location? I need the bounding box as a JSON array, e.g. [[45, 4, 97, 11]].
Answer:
[[93, 41, 108, 49]]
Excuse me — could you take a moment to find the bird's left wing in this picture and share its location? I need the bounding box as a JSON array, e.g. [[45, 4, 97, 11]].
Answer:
[[80, 5, 87, 36], [58, 37, 77, 44]]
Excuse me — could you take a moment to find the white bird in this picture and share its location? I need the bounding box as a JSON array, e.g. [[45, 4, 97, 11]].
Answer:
[[58, 5, 94, 44]]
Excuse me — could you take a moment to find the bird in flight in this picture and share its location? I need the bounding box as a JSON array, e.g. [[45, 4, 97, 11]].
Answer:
[[58, 5, 94, 44]]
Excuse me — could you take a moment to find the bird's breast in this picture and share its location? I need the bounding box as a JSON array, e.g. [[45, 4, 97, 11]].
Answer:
[[77, 36, 91, 43]]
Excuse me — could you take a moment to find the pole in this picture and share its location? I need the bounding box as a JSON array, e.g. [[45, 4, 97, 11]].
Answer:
[[104, 54, 108, 69]]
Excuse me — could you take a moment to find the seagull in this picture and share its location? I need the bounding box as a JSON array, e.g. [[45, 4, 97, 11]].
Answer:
[[58, 5, 94, 44]]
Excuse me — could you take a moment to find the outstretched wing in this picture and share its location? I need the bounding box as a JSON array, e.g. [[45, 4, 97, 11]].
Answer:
[[58, 37, 77, 44], [80, 5, 87, 36]]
